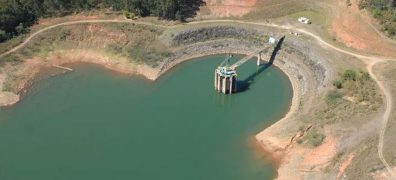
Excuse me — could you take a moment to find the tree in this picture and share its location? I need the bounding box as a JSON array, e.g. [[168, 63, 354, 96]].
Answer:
[[0, 0, 205, 42], [333, 79, 343, 89], [15, 23, 25, 34], [0, 0, 37, 42], [0, 29, 8, 42]]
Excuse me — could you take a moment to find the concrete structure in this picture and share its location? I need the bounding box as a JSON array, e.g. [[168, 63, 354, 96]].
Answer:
[[257, 52, 262, 66], [214, 50, 265, 94], [214, 66, 237, 94], [215, 36, 280, 94]]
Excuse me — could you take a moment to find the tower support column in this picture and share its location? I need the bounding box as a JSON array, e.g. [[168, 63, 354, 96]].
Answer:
[[218, 74, 221, 92], [257, 53, 261, 66], [214, 71, 218, 91], [229, 76, 234, 94], [222, 77, 227, 94]]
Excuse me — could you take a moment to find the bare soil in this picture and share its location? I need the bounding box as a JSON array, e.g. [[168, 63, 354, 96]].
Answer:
[[200, 0, 257, 17], [330, 0, 396, 56]]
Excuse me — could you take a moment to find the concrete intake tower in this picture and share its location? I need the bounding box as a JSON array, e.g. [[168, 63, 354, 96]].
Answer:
[[214, 36, 281, 94]]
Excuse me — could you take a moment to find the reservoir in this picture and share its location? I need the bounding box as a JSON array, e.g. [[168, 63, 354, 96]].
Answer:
[[0, 55, 292, 180]]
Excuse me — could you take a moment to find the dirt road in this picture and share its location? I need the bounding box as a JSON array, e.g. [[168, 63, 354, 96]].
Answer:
[[368, 60, 396, 179], [0, 18, 395, 178]]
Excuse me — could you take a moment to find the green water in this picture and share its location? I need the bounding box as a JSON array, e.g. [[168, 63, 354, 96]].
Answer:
[[0, 55, 292, 180]]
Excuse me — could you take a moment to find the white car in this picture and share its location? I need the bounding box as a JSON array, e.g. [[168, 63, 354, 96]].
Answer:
[[298, 17, 311, 24]]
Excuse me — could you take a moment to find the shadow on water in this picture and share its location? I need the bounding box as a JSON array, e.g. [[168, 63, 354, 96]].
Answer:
[[236, 36, 285, 93]]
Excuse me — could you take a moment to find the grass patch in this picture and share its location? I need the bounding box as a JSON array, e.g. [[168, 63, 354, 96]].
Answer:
[[316, 69, 382, 125], [326, 89, 343, 106], [18, 26, 71, 58], [244, 0, 308, 20], [0, 54, 22, 65], [289, 10, 327, 26], [0, 34, 26, 54], [303, 130, 326, 147], [11, 23, 171, 67], [103, 23, 172, 67]]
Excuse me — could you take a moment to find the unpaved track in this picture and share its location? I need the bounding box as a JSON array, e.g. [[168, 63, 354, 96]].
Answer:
[[367, 61, 396, 179], [0, 18, 395, 178]]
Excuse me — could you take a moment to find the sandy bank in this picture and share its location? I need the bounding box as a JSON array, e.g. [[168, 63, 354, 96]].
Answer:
[[0, 50, 158, 107]]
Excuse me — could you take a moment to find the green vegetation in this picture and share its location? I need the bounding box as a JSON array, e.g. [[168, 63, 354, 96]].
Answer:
[[326, 89, 343, 106], [333, 79, 343, 89], [18, 26, 71, 58], [1, 54, 21, 65], [327, 70, 379, 106], [13, 23, 171, 67], [303, 131, 326, 147], [318, 69, 381, 124], [104, 24, 171, 67], [123, 10, 136, 19], [0, 33, 25, 54], [0, 0, 204, 43], [289, 10, 328, 27], [342, 69, 357, 81], [358, 0, 396, 36], [300, 69, 381, 147]]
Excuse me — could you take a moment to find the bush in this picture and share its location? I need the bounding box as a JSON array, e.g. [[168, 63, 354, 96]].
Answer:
[[359, 71, 371, 81], [372, 8, 383, 18], [326, 90, 343, 106], [346, 0, 352, 6], [0, 30, 8, 42], [385, 22, 396, 36], [123, 11, 136, 19], [343, 69, 357, 81], [304, 131, 326, 147], [333, 79, 343, 89]]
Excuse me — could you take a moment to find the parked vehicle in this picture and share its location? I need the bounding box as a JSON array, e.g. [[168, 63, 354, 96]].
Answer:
[[298, 17, 311, 24]]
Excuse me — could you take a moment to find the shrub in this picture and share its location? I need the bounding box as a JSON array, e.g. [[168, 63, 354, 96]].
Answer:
[[304, 131, 326, 147], [311, 133, 325, 147], [385, 22, 396, 36], [326, 90, 343, 106], [372, 8, 383, 18], [123, 11, 136, 19], [297, 139, 303, 144], [0, 30, 8, 42], [343, 69, 357, 81], [333, 79, 343, 89], [359, 71, 371, 81], [346, 0, 352, 6]]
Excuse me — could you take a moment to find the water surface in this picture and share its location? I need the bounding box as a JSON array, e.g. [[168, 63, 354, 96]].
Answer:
[[0, 55, 292, 180]]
